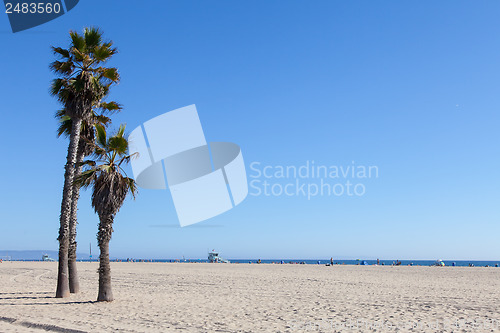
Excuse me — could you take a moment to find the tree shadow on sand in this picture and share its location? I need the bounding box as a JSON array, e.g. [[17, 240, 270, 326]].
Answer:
[[0, 292, 97, 305], [0, 300, 97, 306], [0, 292, 52, 295], [0, 316, 87, 333], [0, 295, 53, 300]]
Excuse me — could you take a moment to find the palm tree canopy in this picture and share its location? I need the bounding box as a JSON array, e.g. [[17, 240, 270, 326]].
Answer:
[[55, 100, 122, 156], [75, 124, 137, 219], [50, 27, 119, 121]]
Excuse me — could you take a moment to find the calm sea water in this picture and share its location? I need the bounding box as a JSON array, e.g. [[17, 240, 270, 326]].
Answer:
[[49, 259, 500, 267]]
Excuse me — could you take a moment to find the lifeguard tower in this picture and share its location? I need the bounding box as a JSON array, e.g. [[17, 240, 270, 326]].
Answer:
[[208, 250, 229, 263]]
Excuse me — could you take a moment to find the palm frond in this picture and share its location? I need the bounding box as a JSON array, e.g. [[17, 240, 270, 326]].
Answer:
[[97, 67, 120, 83], [98, 164, 112, 172], [95, 124, 107, 148], [71, 47, 86, 62], [73, 169, 98, 189], [50, 60, 73, 76], [93, 146, 107, 157], [83, 27, 102, 49], [95, 114, 112, 127], [56, 114, 72, 138], [78, 160, 96, 168], [126, 177, 138, 199], [117, 152, 138, 166], [49, 78, 65, 96], [54, 109, 66, 118], [117, 124, 126, 138], [108, 136, 128, 155], [69, 30, 86, 53], [93, 45, 117, 62], [98, 101, 122, 114], [51, 46, 70, 59]]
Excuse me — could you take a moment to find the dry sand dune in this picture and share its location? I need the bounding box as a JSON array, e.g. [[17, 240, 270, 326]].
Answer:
[[1, 262, 499, 332]]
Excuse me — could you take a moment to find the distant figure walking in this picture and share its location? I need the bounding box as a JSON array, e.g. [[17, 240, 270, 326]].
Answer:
[[330, 257, 334, 266]]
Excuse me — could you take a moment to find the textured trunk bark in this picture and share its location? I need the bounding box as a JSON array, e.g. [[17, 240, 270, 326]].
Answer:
[[56, 118, 82, 298], [68, 148, 84, 294], [97, 214, 114, 302]]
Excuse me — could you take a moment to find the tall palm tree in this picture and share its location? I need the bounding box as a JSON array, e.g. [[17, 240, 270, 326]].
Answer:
[[50, 27, 119, 298], [55, 100, 120, 293], [75, 124, 137, 302]]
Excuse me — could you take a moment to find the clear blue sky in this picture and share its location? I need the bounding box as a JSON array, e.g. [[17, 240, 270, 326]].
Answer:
[[0, 0, 499, 260]]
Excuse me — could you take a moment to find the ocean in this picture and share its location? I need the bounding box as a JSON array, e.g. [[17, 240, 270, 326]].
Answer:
[[35, 259, 499, 267]]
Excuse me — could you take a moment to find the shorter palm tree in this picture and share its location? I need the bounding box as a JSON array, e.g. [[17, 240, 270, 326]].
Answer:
[[56, 100, 121, 294], [75, 124, 137, 302]]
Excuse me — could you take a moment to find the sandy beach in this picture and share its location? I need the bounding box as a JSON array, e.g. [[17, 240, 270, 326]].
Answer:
[[0, 262, 499, 332]]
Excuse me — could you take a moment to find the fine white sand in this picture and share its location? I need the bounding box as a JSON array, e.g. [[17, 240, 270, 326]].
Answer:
[[1, 262, 499, 332]]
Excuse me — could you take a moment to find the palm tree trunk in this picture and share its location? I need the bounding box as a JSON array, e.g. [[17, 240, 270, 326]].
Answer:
[[56, 118, 82, 298], [68, 148, 84, 294], [97, 214, 114, 302]]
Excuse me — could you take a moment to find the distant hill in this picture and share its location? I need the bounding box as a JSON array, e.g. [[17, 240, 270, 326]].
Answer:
[[0, 250, 89, 261]]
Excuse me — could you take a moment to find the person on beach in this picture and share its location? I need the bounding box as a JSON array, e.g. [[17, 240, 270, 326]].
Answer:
[[330, 257, 333, 266]]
